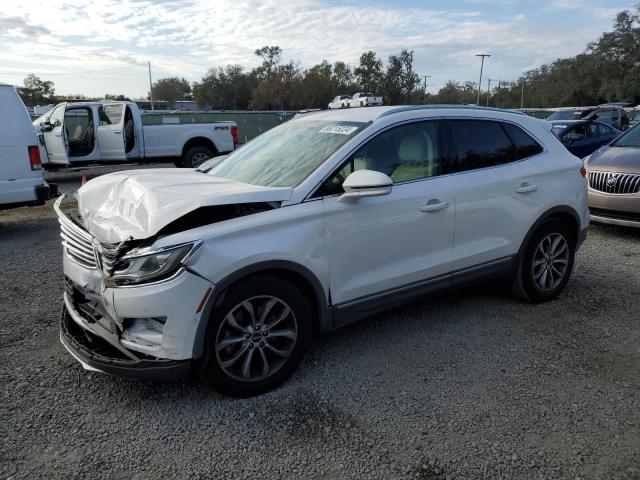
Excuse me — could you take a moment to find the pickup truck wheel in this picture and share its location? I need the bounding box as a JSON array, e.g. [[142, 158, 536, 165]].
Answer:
[[199, 275, 312, 397], [183, 146, 214, 168], [511, 219, 575, 303]]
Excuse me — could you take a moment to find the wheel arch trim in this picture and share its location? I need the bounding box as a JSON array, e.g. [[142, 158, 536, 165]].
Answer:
[[513, 205, 582, 275], [192, 260, 331, 359]]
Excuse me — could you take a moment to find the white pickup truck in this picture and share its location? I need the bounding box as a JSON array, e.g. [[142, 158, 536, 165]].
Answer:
[[34, 101, 238, 168], [347, 92, 383, 108]]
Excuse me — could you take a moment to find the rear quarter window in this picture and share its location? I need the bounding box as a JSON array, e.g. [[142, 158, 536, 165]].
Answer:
[[452, 120, 516, 172], [502, 123, 544, 159]]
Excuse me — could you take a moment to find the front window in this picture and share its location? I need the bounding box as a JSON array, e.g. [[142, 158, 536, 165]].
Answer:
[[611, 124, 640, 147], [209, 120, 367, 187], [315, 121, 445, 197]]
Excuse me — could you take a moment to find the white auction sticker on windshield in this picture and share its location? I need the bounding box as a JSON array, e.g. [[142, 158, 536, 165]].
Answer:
[[319, 125, 358, 135]]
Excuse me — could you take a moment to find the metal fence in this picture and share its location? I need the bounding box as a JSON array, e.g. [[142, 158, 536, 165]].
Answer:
[[140, 110, 298, 143]]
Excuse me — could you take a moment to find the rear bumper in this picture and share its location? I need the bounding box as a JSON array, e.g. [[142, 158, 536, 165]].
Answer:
[[60, 303, 191, 382], [0, 182, 55, 210]]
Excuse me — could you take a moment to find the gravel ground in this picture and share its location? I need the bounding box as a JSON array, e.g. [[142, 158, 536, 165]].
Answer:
[[1, 170, 639, 479]]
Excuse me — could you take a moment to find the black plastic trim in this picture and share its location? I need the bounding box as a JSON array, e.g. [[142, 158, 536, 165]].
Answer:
[[332, 256, 514, 328], [511, 205, 583, 275], [192, 260, 331, 358], [60, 307, 191, 382]]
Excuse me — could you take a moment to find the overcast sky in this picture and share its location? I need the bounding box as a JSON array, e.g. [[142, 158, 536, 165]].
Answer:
[[0, 0, 632, 98]]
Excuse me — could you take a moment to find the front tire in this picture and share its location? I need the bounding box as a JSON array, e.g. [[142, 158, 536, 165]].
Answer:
[[183, 145, 214, 168], [512, 219, 575, 303], [199, 275, 312, 397]]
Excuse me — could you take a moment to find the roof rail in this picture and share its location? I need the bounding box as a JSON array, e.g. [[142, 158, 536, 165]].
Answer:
[[376, 104, 528, 119]]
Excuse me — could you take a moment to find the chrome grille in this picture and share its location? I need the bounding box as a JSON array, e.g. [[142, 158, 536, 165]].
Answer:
[[588, 171, 640, 195], [54, 198, 98, 269]]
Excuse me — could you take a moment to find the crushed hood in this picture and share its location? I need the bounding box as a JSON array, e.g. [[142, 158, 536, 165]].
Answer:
[[76, 169, 293, 243]]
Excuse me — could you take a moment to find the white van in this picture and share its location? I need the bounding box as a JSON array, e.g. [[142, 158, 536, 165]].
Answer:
[[0, 83, 54, 209]]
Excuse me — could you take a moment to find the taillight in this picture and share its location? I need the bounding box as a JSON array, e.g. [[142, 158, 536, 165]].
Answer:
[[580, 166, 587, 177], [28, 145, 42, 170], [231, 125, 238, 145]]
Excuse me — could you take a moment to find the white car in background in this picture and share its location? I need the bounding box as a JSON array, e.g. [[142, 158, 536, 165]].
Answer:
[[34, 101, 238, 168], [57, 105, 588, 396], [0, 82, 54, 209], [328, 95, 352, 109], [347, 92, 383, 108]]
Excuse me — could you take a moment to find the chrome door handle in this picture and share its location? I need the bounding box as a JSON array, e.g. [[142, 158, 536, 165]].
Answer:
[[114, 130, 121, 134], [420, 200, 449, 213], [516, 183, 538, 194]]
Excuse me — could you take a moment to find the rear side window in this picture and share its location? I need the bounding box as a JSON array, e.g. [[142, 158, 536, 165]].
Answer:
[[599, 124, 613, 136], [452, 120, 516, 172], [502, 123, 544, 159], [98, 104, 123, 126]]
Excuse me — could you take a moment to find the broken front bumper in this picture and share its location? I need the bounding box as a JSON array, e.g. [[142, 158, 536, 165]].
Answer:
[[60, 300, 191, 382]]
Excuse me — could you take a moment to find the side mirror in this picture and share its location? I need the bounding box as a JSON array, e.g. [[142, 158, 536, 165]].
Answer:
[[41, 119, 54, 132], [338, 169, 393, 203]]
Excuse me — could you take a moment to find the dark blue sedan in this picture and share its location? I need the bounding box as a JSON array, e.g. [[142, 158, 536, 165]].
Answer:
[[550, 120, 621, 158]]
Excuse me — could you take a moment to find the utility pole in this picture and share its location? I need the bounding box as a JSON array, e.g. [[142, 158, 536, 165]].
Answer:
[[148, 61, 154, 111], [486, 78, 492, 107], [423, 74, 431, 93], [475, 54, 490, 106], [520, 77, 525, 109], [422, 74, 432, 103]]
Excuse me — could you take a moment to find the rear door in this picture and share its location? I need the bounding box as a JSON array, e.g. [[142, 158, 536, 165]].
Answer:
[[41, 103, 69, 165], [96, 103, 126, 160], [448, 119, 542, 271]]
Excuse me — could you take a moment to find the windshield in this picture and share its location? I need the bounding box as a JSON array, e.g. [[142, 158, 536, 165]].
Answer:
[[546, 111, 581, 121], [611, 124, 640, 147], [209, 120, 367, 187]]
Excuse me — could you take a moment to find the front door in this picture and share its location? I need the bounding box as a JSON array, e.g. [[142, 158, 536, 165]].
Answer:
[[42, 103, 69, 165], [318, 120, 455, 305], [96, 103, 127, 161]]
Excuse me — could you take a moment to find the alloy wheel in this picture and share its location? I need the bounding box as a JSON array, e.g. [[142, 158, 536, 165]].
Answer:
[[215, 296, 298, 382], [532, 233, 569, 291], [190, 152, 210, 167]]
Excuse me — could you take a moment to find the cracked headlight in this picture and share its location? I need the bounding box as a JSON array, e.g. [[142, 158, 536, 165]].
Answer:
[[105, 242, 200, 287]]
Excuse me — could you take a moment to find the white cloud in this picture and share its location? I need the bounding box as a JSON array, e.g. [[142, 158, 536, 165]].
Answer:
[[0, 0, 627, 97]]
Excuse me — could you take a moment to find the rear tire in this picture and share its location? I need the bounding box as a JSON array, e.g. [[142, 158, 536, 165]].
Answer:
[[511, 219, 575, 303], [183, 145, 214, 168], [199, 275, 312, 397]]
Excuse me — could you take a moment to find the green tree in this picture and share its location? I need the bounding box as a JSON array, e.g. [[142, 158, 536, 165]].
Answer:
[[354, 51, 383, 93], [302, 61, 334, 108], [16, 74, 56, 106], [150, 77, 191, 102], [331, 61, 356, 93], [193, 65, 254, 109], [104, 94, 131, 101]]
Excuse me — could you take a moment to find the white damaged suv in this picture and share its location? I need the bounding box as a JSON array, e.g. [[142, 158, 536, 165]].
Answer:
[[57, 106, 589, 396]]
